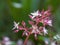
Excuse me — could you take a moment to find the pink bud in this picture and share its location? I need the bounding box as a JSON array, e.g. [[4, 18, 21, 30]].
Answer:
[[14, 30, 19, 33], [44, 10, 51, 16], [29, 15, 32, 19], [37, 10, 40, 14], [18, 26, 23, 30], [22, 31, 29, 36], [28, 21, 34, 25], [41, 9, 44, 14], [22, 21, 26, 27]]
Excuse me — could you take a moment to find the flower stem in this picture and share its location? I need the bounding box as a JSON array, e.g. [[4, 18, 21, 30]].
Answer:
[[24, 33, 31, 45]]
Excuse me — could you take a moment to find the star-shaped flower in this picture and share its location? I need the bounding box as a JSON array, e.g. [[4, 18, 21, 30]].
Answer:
[[30, 10, 41, 19], [31, 29, 39, 34], [31, 25, 38, 33], [31, 25, 42, 39], [12, 21, 20, 30]]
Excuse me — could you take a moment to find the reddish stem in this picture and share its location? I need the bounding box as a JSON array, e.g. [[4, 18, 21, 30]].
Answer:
[[24, 33, 31, 45]]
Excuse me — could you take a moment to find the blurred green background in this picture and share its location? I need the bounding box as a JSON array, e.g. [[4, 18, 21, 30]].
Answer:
[[0, 0, 60, 44]]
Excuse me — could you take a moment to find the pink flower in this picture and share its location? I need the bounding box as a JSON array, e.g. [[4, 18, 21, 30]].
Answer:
[[28, 21, 35, 25], [18, 21, 30, 36], [45, 20, 52, 26], [12, 9, 52, 45], [21, 21, 26, 27], [43, 18, 52, 26], [44, 10, 51, 15], [18, 26, 24, 30], [30, 25, 42, 38], [19, 21, 29, 31]]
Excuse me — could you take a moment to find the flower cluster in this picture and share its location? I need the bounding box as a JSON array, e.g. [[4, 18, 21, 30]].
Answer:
[[12, 9, 52, 45]]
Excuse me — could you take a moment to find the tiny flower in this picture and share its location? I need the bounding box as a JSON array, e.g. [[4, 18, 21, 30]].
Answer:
[[43, 27, 48, 35], [47, 20, 52, 26], [22, 21, 26, 27], [44, 19, 52, 26], [31, 25, 42, 39], [44, 10, 49, 15], [14, 30, 19, 32], [28, 21, 34, 25], [31, 25, 37, 31], [30, 10, 41, 19], [29, 15, 33, 19], [22, 31, 29, 36], [12, 21, 20, 30], [18, 26, 24, 30], [33, 16, 40, 23], [31, 29, 39, 34]]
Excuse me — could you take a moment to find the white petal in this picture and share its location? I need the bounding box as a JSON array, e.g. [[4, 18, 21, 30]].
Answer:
[[36, 29, 39, 32], [31, 30, 35, 33], [32, 16, 36, 19], [31, 11, 38, 16], [43, 27, 48, 35], [30, 10, 41, 19], [39, 14, 42, 16], [12, 21, 20, 30], [12, 26, 16, 30], [34, 34, 37, 37], [26, 33, 28, 36], [47, 20, 52, 26]]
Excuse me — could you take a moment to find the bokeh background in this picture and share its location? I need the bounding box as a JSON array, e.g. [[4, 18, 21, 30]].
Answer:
[[0, 0, 60, 45]]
